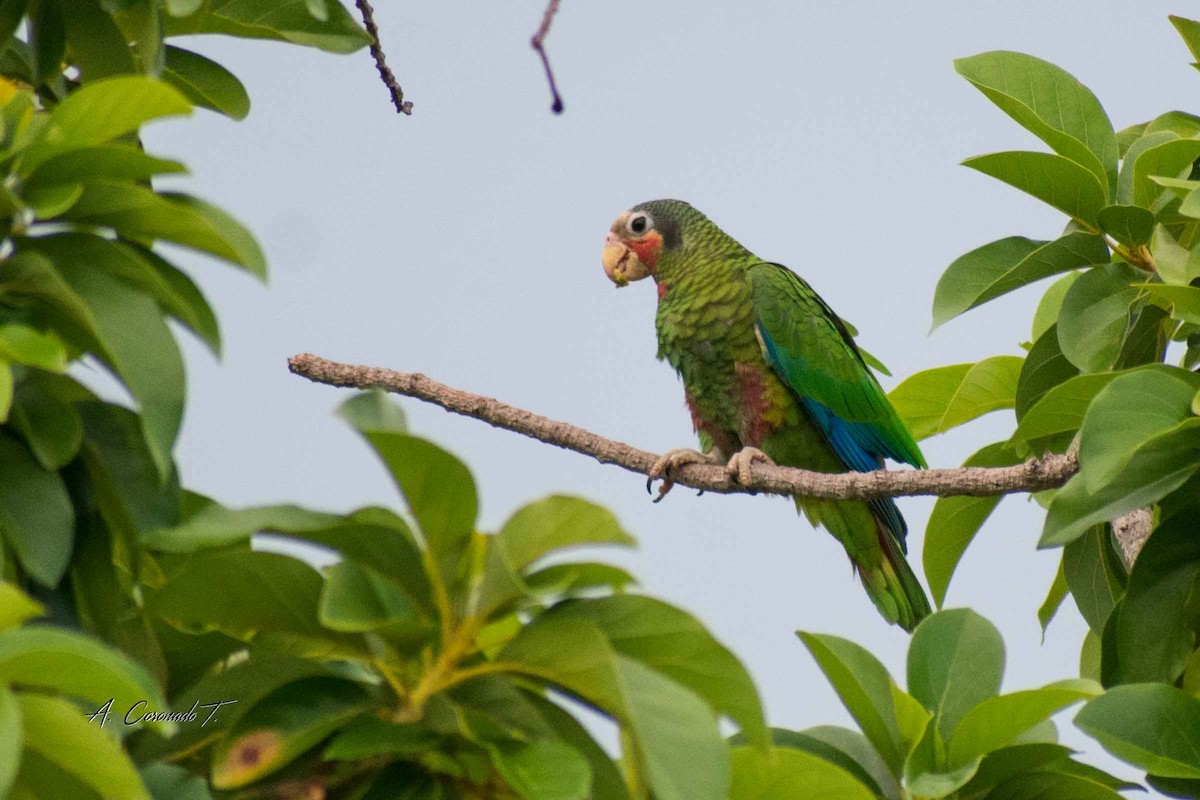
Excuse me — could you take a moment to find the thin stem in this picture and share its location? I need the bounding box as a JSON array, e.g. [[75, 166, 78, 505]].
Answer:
[[355, 0, 413, 115], [531, 0, 564, 114]]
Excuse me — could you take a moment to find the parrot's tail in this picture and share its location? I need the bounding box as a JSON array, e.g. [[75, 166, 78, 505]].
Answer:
[[798, 497, 932, 633]]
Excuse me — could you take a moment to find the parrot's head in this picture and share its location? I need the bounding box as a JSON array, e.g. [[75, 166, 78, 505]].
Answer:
[[601, 200, 689, 287]]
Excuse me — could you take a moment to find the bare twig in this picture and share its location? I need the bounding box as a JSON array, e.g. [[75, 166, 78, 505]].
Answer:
[[355, 0, 413, 115], [288, 353, 1080, 501], [531, 0, 564, 114]]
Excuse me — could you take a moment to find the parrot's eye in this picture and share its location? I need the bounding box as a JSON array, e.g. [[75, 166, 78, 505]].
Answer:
[[627, 213, 651, 236]]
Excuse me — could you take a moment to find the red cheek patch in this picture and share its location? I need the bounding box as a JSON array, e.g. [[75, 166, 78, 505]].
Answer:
[[627, 232, 662, 273]]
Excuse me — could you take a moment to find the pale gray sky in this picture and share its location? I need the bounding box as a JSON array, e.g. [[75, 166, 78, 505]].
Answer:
[[146, 1, 1189, 787]]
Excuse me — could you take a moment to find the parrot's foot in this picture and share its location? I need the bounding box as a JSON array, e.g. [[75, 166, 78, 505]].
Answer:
[[646, 448, 718, 503], [725, 446, 774, 486]]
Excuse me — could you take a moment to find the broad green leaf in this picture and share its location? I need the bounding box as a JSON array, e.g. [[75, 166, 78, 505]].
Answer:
[[62, 0, 137, 81], [21, 76, 191, 173], [359, 432, 476, 596], [0, 250, 105, 357], [323, 716, 436, 760], [1152, 226, 1200, 286], [931, 233, 1107, 329], [948, 680, 1101, 767], [924, 442, 1021, 607], [0, 625, 164, 719], [1076, 684, 1200, 778], [1131, 138, 1200, 208], [499, 617, 728, 800], [496, 496, 634, 572], [1038, 561, 1069, 634], [57, 260, 185, 479], [782, 726, 900, 800], [0, 685, 18, 798], [22, 180, 82, 217], [141, 502, 341, 550], [1171, 15, 1200, 61], [1102, 511, 1200, 685], [0, 432, 73, 586], [979, 772, 1127, 800], [164, 0, 372, 53], [525, 562, 636, 595], [0, 582, 43, 629], [729, 746, 876, 800], [10, 375, 83, 468], [140, 763, 213, 800], [1010, 370, 1140, 448], [1114, 303, 1170, 370], [1117, 131, 1178, 205], [0, 323, 66, 371], [546, 595, 768, 748], [318, 559, 424, 633], [963, 151, 1106, 226], [211, 677, 370, 789], [903, 722, 982, 799], [28, 0, 65, 83], [907, 609, 1004, 740], [1041, 422, 1200, 546], [336, 390, 407, 433], [489, 740, 591, 800], [1097, 204, 1155, 247], [1015, 325, 1079, 421], [19, 693, 151, 800], [1137, 282, 1200, 325], [1056, 264, 1140, 372], [1078, 367, 1199, 491], [954, 51, 1116, 194], [1062, 526, 1124, 636], [63, 183, 266, 277], [1147, 111, 1200, 140], [889, 356, 1023, 440], [520, 691, 630, 800], [796, 631, 905, 773], [163, 45, 249, 119], [956, 743, 1075, 800], [1032, 271, 1081, 341]]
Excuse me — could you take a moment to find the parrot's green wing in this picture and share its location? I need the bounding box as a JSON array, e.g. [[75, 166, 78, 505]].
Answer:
[[748, 262, 926, 470]]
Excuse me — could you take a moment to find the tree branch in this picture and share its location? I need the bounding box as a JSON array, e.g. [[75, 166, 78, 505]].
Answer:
[[531, 0, 564, 114], [288, 353, 1079, 501], [355, 0, 413, 115]]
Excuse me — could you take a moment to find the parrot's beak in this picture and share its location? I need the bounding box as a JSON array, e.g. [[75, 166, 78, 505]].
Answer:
[[602, 231, 649, 287]]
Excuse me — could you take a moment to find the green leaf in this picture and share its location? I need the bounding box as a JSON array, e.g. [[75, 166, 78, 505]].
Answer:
[[745, 727, 896, 799], [963, 151, 1106, 226], [0, 363, 10, 423], [211, 677, 370, 789], [19, 693, 151, 800], [924, 442, 1021, 607], [489, 740, 592, 800], [164, 0, 372, 53], [1062, 526, 1125, 636], [28, 0, 65, 83], [1041, 422, 1200, 546], [954, 51, 1117, 194], [499, 617, 728, 800], [0, 582, 44, 630], [20, 76, 191, 173], [495, 496, 634, 572], [796, 631, 905, 773], [546, 595, 768, 749], [323, 716, 436, 760], [1117, 131, 1178, 205], [1032, 272, 1081, 341], [140, 763, 213, 800], [1097, 205, 1155, 247], [1038, 560, 1069, 634], [141, 502, 340, 550], [1171, 15, 1200, 62], [1137, 283, 1200, 325], [22, 180, 82, 217], [1102, 511, 1200, 685], [1131, 138, 1200, 208], [0, 323, 66, 371], [318, 559, 424, 633], [0, 432, 73, 586], [1152, 226, 1200, 286], [62, 0, 137, 81], [336, 389, 407, 432], [0, 625, 164, 717], [525, 562, 636, 595], [26, 144, 186, 187], [0, 250, 105, 357], [0, 685, 18, 799], [162, 45, 249, 119], [729, 746, 877, 800], [56, 260, 185, 479], [63, 183, 266, 278], [1078, 367, 1199, 491], [1076, 684, 1200, 778], [979, 771, 1128, 800], [931, 233, 1107, 329], [1010, 370, 1135, 449], [1056, 264, 1140, 372], [907, 609, 1005, 740], [948, 680, 1101, 767], [888, 356, 1023, 440], [1015, 324, 1079, 421]]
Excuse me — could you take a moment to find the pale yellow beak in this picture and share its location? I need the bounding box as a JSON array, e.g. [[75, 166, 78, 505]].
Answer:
[[602, 230, 649, 287]]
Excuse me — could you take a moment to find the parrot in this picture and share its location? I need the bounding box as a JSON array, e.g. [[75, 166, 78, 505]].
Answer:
[[601, 198, 932, 631]]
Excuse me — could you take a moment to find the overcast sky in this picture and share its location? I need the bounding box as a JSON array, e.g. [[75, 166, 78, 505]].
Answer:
[[145, 2, 1193, 788]]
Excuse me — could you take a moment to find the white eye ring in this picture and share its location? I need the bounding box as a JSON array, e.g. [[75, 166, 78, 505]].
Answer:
[[626, 212, 652, 236]]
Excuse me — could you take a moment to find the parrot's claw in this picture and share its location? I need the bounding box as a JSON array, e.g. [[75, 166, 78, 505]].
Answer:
[[646, 448, 717, 503], [725, 446, 774, 486]]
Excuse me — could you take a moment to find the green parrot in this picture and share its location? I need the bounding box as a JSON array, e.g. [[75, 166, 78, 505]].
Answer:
[[601, 199, 931, 631]]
